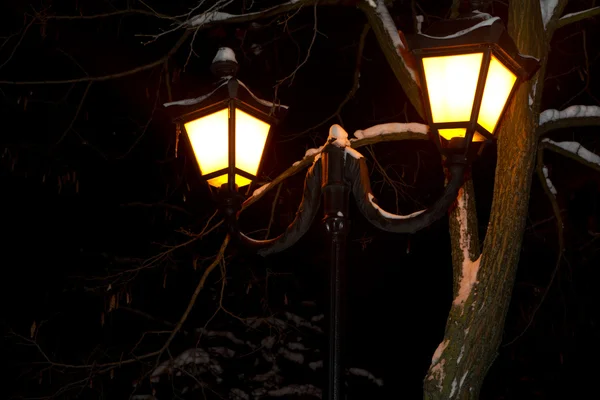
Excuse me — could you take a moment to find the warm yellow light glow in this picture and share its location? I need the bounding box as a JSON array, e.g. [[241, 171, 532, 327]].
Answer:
[[477, 55, 517, 134], [207, 174, 251, 188], [235, 108, 270, 179], [438, 128, 486, 142], [185, 108, 229, 182], [422, 53, 483, 123], [184, 107, 270, 188]]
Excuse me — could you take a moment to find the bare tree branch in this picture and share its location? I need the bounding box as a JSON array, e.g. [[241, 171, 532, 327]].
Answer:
[[0, 30, 191, 85], [282, 23, 371, 140], [0, 16, 35, 71], [184, 0, 339, 29], [358, 0, 423, 116], [55, 81, 92, 144], [37, 8, 180, 21], [541, 139, 600, 172], [557, 6, 600, 28]]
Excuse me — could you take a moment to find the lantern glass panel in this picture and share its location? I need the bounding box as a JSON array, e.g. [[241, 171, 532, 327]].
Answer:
[[235, 108, 270, 180], [477, 55, 517, 134], [185, 108, 229, 185], [438, 128, 486, 142], [422, 53, 483, 124]]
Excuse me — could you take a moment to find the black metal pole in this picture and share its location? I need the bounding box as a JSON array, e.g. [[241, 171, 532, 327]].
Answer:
[[321, 145, 349, 400]]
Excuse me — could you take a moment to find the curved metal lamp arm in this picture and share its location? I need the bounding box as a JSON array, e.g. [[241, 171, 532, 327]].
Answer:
[[347, 154, 466, 233], [224, 158, 323, 256]]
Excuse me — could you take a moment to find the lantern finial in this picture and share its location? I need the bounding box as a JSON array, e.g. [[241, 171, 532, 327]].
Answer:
[[210, 47, 239, 78]]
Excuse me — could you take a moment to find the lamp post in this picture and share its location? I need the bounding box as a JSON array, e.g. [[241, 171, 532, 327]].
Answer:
[[169, 15, 537, 400]]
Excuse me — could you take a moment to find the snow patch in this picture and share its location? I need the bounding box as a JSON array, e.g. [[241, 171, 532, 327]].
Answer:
[[237, 79, 289, 109], [212, 47, 237, 63], [416, 15, 424, 34], [345, 147, 364, 159], [287, 342, 307, 351], [427, 359, 446, 390], [542, 165, 557, 196], [368, 193, 426, 220], [419, 17, 500, 40], [529, 79, 538, 107], [328, 124, 365, 159], [189, 12, 235, 27], [163, 80, 229, 107], [229, 388, 250, 400], [540, 0, 560, 28], [278, 347, 304, 364], [450, 378, 458, 398], [309, 360, 323, 370], [328, 124, 351, 148], [457, 346, 465, 363], [539, 105, 600, 125], [354, 122, 428, 139], [560, 6, 600, 22], [267, 384, 321, 398], [164, 78, 288, 110], [432, 339, 449, 364], [452, 188, 481, 307], [542, 139, 600, 166], [349, 368, 384, 386], [374, 0, 418, 82], [460, 371, 469, 388], [151, 348, 210, 380], [253, 183, 271, 197]]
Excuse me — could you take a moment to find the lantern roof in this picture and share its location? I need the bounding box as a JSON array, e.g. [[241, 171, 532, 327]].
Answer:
[[167, 77, 288, 126], [408, 13, 539, 80]]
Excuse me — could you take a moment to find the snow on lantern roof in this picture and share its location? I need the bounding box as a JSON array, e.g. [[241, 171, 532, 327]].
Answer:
[[212, 47, 237, 64], [407, 13, 539, 80]]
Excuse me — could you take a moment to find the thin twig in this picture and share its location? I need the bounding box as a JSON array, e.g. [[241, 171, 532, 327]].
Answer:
[[0, 30, 191, 85], [55, 81, 92, 144]]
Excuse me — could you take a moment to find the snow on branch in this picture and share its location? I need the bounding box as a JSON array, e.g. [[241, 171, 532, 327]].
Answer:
[[349, 368, 384, 386], [353, 122, 428, 139], [189, 11, 235, 26], [368, 193, 425, 220], [537, 105, 600, 136], [186, 0, 323, 28], [267, 384, 321, 397], [151, 348, 211, 380], [542, 165, 557, 196], [419, 16, 500, 40], [242, 123, 429, 211], [371, 0, 418, 83], [558, 6, 600, 28], [541, 139, 600, 172], [539, 105, 600, 125], [358, 1, 422, 114], [163, 77, 288, 109]]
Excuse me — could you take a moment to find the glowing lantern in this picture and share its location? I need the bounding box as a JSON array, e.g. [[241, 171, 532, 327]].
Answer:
[[174, 48, 286, 191], [409, 16, 539, 151]]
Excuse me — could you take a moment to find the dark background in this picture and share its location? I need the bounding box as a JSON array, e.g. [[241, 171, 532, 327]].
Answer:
[[1, 0, 599, 399]]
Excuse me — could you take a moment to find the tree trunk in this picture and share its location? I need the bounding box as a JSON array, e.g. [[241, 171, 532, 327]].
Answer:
[[423, 1, 550, 398]]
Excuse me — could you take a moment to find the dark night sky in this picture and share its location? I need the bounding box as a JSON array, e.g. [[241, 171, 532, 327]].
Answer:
[[1, 1, 600, 399]]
